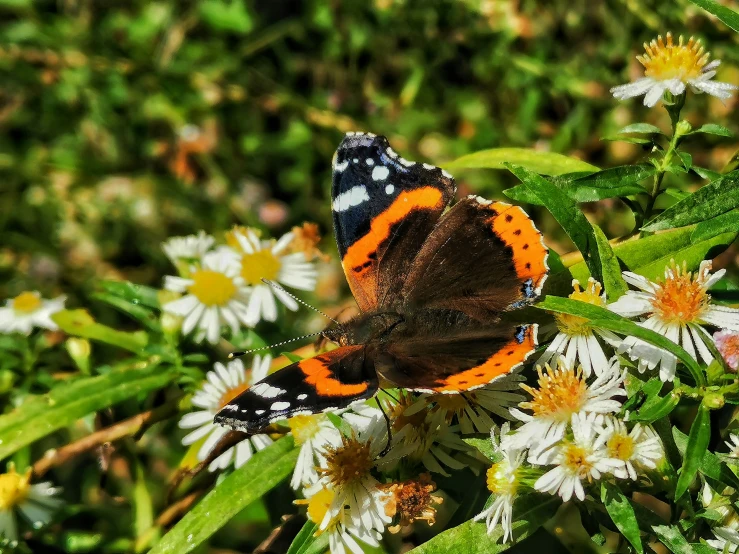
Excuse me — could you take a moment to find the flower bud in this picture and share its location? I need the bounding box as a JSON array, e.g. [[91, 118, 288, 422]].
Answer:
[[66, 338, 91, 374], [675, 120, 693, 136], [702, 392, 725, 410]]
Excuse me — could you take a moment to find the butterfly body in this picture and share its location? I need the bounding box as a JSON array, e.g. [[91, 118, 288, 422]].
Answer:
[[215, 132, 549, 433]]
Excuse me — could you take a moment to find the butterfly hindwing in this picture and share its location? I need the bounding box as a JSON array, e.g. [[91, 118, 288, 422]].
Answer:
[[215, 346, 378, 432], [332, 132, 456, 312], [401, 195, 549, 320]]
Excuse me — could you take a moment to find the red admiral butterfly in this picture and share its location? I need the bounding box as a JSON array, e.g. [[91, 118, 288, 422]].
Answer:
[[215, 132, 549, 432]]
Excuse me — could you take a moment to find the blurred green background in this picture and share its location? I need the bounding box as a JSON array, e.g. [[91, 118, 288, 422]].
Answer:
[[2, 0, 738, 309]]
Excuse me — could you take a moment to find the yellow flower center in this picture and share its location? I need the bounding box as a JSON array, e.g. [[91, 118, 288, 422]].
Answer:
[[562, 442, 593, 477], [224, 226, 253, 250], [638, 33, 710, 82], [607, 433, 635, 462], [321, 434, 373, 488], [0, 467, 30, 510], [12, 291, 42, 314], [432, 393, 469, 412], [519, 363, 588, 421], [240, 249, 282, 286], [290, 414, 323, 445], [187, 269, 237, 307], [306, 487, 334, 525], [486, 461, 518, 497], [218, 382, 251, 410], [651, 260, 709, 325], [555, 279, 604, 336]]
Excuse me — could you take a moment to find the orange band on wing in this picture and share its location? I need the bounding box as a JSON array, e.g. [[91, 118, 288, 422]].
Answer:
[[489, 202, 548, 292], [342, 187, 445, 307], [431, 325, 537, 393], [299, 347, 369, 397]]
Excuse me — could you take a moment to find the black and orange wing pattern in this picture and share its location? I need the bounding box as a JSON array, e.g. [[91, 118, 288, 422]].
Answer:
[[215, 346, 378, 432], [331, 132, 456, 312]]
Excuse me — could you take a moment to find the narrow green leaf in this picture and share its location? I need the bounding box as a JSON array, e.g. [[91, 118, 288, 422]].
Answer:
[[566, 165, 652, 201], [642, 171, 739, 231], [675, 405, 711, 500], [630, 390, 681, 423], [592, 223, 628, 301], [52, 309, 148, 353], [617, 123, 663, 135], [90, 292, 161, 333], [687, 0, 739, 32], [281, 352, 304, 363], [673, 428, 739, 491], [690, 124, 733, 137], [537, 297, 705, 385], [133, 461, 155, 545], [652, 524, 701, 554], [286, 521, 319, 554], [97, 280, 160, 309], [602, 134, 654, 145], [444, 148, 599, 176], [691, 211, 739, 243], [601, 482, 643, 554], [0, 359, 170, 460], [678, 152, 693, 171], [506, 164, 603, 283], [409, 494, 559, 553], [149, 437, 299, 554]]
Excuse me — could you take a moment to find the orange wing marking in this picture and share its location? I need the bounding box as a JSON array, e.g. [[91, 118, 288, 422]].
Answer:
[[299, 347, 369, 397]]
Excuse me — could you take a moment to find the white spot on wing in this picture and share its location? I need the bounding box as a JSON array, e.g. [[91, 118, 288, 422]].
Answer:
[[399, 157, 415, 167], [251, 382, 286, 398], [366, 158, 374, 166], [371, 166, 390, 181], [422, 163, 435, 170], [297, 393, 308, 401], [442, 169, 453, 178], [386, 147, 398, 159], [385, 184, 395, 195], [333, 185, 370, 212], [255, 409, 265, 415], [271, 401, 291, 411], [220, 404, 238, 411], [352, 158, 359, 163], [334, 160, 349, 172]]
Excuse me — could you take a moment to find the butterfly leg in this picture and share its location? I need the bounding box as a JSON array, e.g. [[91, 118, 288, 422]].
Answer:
[[375, 394, 393, 457]]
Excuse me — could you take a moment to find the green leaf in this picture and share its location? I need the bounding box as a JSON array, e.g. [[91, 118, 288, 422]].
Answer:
[[673, 428, 739, 491], [52, 309, 148, 353], [149, 437, 299, 554], [536, 297, 705, 385], [0, 358, 171, 460], [675, 405, 711, 500], [506, 164, 603, 283], [690, 124, 733, 138], [602, 134, 654, 145], [687, 0, 739, 32], [642, 171, 739, 231], [408, 494, 559, 553], [592, 223, 628, 301], [691, 211, 739, 243], [630, 389, 680, 423], [463, 436, 497, 462], [90, 292, 161, 333], [617, 123, 664, 135], [97, 280, 160, 309], [286, 521, 322, 554], [652, 524, 702, 554], [601, 482, 643, 554], [443, 148, 599, 176], [281, 352, 304, 363], [199, 0, 253, 34]]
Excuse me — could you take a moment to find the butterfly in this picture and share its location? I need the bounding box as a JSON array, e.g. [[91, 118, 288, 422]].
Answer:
[[215, 132, 549, 433]]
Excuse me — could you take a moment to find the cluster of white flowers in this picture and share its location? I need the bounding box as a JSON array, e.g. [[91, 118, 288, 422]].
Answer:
[[476, 357, 665, 543], [161, 226, 318, 344]]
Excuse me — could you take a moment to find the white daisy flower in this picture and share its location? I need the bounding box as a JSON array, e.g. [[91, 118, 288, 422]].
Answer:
[[297, 487, 383, 554], [0, 291, 66, 335], [609, 260, 739, 382], [611, 33, 737, 107], [306, 406, 394, 536], [0, 464, 63, 545], [474, 423, 526, 543], [179, 356, 273, 472], [385, 394, 472, 476], [707, 527, 739, 554], [289, 414, 342, 490], [539, 279, 622, 377], [161, 230, 215, 266], [602, 417, 663, 480], [725, 434, 739, 459], [508, 358, 625, 456], [163, 250, 252, 344], [533, 413, 623, 502], [223, 227, 317, 325], [407, 372, 525, 434]]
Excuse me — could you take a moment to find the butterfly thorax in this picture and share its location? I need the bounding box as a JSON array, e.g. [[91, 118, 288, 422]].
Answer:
[[321, 311, 405, 347]]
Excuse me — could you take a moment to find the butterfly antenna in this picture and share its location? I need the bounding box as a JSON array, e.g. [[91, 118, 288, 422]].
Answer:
[[375, 395, 393, 457], [261, 279, 340, 325], [228, 331, 323, 359]]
